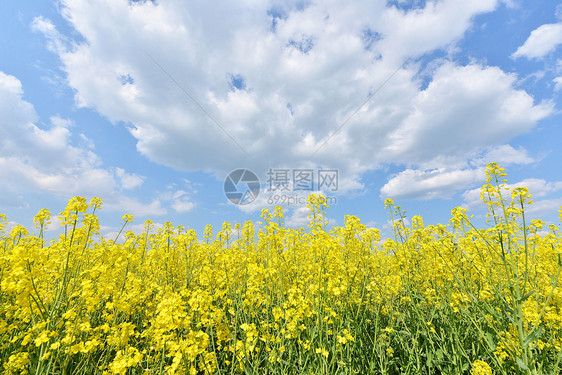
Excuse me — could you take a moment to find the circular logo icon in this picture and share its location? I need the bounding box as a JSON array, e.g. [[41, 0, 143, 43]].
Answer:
[[224, 169, 260, 205]]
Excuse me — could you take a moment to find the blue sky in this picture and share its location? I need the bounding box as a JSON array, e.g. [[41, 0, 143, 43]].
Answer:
[[1, 0, 561, 239]]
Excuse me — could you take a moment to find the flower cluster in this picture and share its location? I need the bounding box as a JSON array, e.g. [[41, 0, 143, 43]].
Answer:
[[0, 164, 561, 374]]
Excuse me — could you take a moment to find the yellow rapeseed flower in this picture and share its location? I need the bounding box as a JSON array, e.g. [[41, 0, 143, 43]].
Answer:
[[471, 359, 492, 375]]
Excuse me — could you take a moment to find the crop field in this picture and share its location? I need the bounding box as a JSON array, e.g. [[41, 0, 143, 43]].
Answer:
[[1, 163, 561, 375]]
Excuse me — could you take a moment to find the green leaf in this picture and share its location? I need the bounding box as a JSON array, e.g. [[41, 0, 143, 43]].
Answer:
[[483, 303, 498, 317], [505, 311, 517, 326], [502, 299, 514, 315], [522, 326, 543, 348], [516, 357, 529, 371], [486, 331, 496, 350], [519, 290, 535, 302]]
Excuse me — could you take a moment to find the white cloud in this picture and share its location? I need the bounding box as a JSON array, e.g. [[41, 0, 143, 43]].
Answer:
[[45, 216, 64, 232], [377, 0, 497, 63], [285, 206, 310, 228], [158, 188, 196, 213], [382, 217, 411, 233], [508, 178, 562, 198], [380, 168, 484, 200], [462, 178, 562, 213], [171, 199, 195, 213], [383, 63, 552, 167], [3, 221, 20, 236], [49, 115, 73, 128], [512, 22, 562, 60], [365, 220, 378, 228], [100, 221, 166, 241], [32, 0, 552, 202], [104, 196, 166, 217], [472, 144, 537, 166], [0, 71, 165, 217], [378, 143, 539, 201], [31, 16, 68, 55], [554, 76, 562, 91], [499, 0, 519, 8], [461, 187, 484, 209], [283, 205, 336, 229], [127, 222, 165, 234], [463, 195, 562, 220], [524, 198, 562, 217], [114, 167, 144, 189]]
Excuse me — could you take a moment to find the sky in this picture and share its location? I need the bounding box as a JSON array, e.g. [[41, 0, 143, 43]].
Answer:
[[1, 0, 561, 239]]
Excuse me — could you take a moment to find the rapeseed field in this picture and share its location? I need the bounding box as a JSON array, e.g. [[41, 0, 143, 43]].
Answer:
[[1, 163, 561, 374]]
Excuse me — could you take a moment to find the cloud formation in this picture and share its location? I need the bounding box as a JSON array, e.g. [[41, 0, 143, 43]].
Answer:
[[380, 168, 484, 200], [32, 0, 552, 202], [0, 71, 165, 216], [462, 177, 562, 219], [512, 22, 562, 60]]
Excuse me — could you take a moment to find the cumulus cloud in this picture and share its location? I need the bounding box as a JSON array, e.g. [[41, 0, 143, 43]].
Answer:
[[285, 206, 311, 229], [471, 144, 537, 166], [158, 188, 196, 214], [32, 0, 552, 204], [114, 167, 144, 190], [104, 196, 165, 217], [284, 205, 336, 229], [171, 199, 195, 213], [378, 143, 538, 201], [554, 76, 562, 91], [462, 178, 562, 216], [383, 63, 552, 167], [524, 198, 562, 217], [509, 179, 562, 198], [512, 22, 562, 60], [0, 71, 164, 217], [380, 168, 484, 200]]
